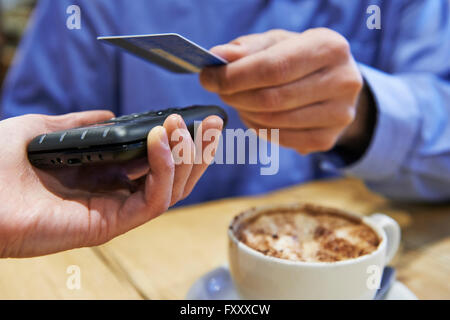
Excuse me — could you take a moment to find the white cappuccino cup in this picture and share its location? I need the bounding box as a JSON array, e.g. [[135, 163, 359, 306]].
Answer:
[[228, 203, 400, 300]]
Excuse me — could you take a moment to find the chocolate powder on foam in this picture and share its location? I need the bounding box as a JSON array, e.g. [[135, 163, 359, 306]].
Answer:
[[235, 205, 380, 263]]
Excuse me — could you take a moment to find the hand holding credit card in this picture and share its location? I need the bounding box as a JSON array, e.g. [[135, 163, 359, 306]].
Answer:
[[98, 33, 227, 73], [98, 30, 366, 158]]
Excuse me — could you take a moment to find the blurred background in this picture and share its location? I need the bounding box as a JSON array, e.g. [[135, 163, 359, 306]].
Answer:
[[0, 0, 36, 87]]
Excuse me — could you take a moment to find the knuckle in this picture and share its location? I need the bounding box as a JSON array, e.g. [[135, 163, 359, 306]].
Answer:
[[331, 42, 350, 63], [341, 107, 356, 127], [40, 114, 54, 125], [25, 114, 42, 121], [267, 28, 284, 35], [333, 34, 351, 53], [266, 28, 290, 38], [340, 73, 363, 96], [315, 139, 334, 152], [346, 105, 357, 124], [322, 137, 337, 151], [313, 27, 334, 35], [321, 32, 351, 64], [332, 105, 356, 127], [308, 132, 336, 152], [296, 146, 312, 156], [320, 135, 337, 151], [304, 27, 330, 38]]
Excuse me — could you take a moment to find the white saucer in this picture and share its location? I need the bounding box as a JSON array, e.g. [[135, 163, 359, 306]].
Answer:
[[186, 265, 417, 300]]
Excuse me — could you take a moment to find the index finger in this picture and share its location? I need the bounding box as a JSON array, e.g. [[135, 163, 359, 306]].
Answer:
[[200, 30, 345, 95], [182, 115, 224, 198], [117, 126, 175, 232]]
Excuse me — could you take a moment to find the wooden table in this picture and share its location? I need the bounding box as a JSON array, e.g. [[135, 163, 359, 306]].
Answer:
[[0, 178, 449, 299]]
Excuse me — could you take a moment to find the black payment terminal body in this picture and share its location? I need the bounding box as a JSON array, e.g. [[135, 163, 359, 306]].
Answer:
[[27, 105, 228, 169]]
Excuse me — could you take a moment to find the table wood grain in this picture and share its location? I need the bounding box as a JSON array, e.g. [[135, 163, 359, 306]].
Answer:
[[0, 178, 448, 299]]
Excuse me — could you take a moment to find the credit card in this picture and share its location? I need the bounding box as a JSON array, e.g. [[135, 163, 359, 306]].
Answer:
[[97, 33, 228, 73]]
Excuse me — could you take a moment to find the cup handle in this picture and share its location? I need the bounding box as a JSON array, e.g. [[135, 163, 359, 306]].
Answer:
[[366, 213, 401, 264]]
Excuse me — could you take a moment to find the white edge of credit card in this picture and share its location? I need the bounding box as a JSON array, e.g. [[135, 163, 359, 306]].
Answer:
[[97, 33, 228, 64]]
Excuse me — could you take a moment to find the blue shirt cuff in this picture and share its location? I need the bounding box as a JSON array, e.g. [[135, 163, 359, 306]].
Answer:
[[320, 64, 420, 181]]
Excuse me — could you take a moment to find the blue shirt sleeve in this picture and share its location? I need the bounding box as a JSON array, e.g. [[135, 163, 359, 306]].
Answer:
[[0, 0, 120, 118], [322, 0, 450, 202]]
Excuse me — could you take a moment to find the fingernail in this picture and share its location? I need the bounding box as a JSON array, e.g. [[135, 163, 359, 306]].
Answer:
[[211, 43, 240, 54], [210, 44, 227, 54], [175, 114, 184, 128], [152, 126, 169, 149]]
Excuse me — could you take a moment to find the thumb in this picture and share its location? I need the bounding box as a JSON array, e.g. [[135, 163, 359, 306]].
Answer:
[[210, 30, 293, 62], [45, 110, 115, 132], [9, 110, 115, 144], [210, 43, 247, 63]]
